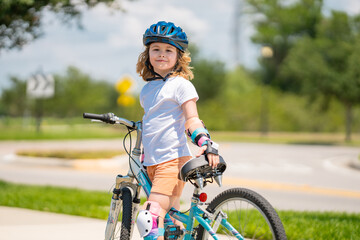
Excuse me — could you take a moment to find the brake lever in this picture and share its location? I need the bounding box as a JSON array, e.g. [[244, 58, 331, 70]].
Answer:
[[91, 119, 103, 123]]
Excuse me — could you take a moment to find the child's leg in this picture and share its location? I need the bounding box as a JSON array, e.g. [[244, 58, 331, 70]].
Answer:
[[147, 192, 185, 239], [147, 193, 175, 240], [140, 156, 191, 239], [170, 197, 185, 229]]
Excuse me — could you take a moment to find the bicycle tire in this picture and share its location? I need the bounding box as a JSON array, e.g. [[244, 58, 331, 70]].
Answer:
[[196, 188, 287, 240], [107, 187, 133, 240]]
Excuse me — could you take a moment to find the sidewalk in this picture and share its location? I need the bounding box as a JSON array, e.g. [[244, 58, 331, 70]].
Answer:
[[0, 206, 142, 240]]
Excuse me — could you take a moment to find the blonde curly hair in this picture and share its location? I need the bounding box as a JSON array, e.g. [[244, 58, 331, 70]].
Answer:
[[136, 46, 194, 81]]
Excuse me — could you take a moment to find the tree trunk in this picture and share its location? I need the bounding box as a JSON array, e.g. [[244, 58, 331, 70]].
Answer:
[[35, 99, 43, 133], [260, 84, 269, 136], [345, 103, 353, 142]]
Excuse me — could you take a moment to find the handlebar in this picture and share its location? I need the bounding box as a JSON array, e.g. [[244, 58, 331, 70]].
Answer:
[[83, 112, 136, 129]]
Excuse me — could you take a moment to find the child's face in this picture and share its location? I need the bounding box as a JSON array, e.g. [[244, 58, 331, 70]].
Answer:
[[149, 42, 178, 77]]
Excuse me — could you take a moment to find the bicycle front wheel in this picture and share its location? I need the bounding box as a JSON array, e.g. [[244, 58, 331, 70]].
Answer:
[[197, 188, 287, 240], [105, 187, 133, 240]]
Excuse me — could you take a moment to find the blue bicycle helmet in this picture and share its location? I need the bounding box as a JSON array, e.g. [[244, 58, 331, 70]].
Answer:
[[143, 21, 188, 52]]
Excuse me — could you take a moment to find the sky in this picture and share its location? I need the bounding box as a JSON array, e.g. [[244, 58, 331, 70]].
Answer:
[[1, 0, 360, 93]]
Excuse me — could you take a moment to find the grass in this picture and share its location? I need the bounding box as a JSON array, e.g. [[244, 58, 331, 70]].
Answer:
[[0, 180, 111, 219], [0, 117, 127, 140], [1, 180, 359, 239], [279, 211, 360, 240], [1, 117, 360, 146], [212, 131, 360, 146]]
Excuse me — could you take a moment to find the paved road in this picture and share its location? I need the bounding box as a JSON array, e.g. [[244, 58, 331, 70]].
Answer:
[[1, 139, 359, 212], [1, 140, 360, 240]]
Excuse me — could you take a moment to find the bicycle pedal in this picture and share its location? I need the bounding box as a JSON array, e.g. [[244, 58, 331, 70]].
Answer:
[[164, 225, 183, 239]]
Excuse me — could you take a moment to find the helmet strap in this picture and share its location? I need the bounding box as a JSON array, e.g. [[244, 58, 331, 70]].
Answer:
[[145, 59, 177, 82]]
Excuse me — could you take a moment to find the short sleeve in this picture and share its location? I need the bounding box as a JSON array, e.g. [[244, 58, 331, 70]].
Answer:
[[139, 87, 144, 108], [175, 79, 199, 105]]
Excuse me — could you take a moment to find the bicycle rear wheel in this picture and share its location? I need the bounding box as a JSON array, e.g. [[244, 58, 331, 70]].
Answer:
[[197, 188, 287, 240], [105, 187, 133, 240]]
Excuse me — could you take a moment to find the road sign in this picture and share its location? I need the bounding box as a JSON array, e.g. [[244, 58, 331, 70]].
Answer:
[[27, 74, 55, 99], [115, 75, 134, 94], [115, 75, 136, 107]]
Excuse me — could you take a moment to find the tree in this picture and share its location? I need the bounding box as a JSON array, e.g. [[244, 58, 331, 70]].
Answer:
[[0, 66, 119, 118], [47, 66, 118, 117], [245, 0, 323, 91], [0, 77, 27, 116], [189, 44, 226, 101], [192, 59, 226, 102], [281, 11, 360, 141], [0, 0, 127, 53]]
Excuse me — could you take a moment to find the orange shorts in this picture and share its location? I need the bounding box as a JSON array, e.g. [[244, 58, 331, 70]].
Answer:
[[147, 156, 191, 196]]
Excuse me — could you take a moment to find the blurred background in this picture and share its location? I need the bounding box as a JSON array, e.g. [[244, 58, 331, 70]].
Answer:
[[1, 0, 360, 142], [1, 2, 360, 239]]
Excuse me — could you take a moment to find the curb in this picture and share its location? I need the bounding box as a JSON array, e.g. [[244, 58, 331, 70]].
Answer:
[[349, 160, 360, 171]]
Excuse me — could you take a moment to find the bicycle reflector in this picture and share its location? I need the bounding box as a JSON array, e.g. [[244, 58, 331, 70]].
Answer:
[[199, 192, 207, 202]]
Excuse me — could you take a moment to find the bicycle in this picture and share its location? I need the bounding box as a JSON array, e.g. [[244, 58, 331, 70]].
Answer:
[[83, 112, 287, 240]]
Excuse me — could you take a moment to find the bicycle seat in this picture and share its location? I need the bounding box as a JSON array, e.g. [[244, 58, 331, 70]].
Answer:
[[179, 155, 226, 189]]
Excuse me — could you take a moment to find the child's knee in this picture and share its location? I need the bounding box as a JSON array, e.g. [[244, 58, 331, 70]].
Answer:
[[136, 201, 165, 239]]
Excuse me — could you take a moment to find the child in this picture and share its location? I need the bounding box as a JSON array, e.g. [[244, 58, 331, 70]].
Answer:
[[136, 21, 219, 240]]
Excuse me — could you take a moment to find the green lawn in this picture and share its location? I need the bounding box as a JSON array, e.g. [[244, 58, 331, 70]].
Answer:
[[1, 117, 360, 146], [211, 131, 360, 146], [2, 123, 360, 147], [0, 118, 126, 140], [0, 180, 359, 240]]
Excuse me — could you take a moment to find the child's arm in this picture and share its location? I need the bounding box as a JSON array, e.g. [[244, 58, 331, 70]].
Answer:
[[182, 99, 220, 168]]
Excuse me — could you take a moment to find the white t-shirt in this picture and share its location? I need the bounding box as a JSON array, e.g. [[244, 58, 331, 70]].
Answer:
[[140, 76, 199, 166]]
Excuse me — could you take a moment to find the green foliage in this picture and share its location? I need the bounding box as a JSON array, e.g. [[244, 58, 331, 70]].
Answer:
[[48, 66, 118, 117], [0, 77, 27, 116], [192, 59, 226, 101], [1, 63, 359, 139], [0, 66, 143, 122], [0, 0, 125, 52], [245, 0, 323, 91], [197, 67, 356, 134], [188, 44, 226, 101], [281, 11, 360, 140], [345, 37, 360, 104], [244, 1, 360, 140]]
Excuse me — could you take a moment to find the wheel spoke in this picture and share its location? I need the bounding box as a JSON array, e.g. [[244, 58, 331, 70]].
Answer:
[[197, 188, 286, 240]]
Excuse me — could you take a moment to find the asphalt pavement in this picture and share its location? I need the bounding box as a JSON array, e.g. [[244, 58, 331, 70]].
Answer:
[[1, 140, 360, 240]]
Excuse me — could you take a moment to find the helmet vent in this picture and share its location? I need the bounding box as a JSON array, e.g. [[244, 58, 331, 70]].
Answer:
[[143, 21, 188, 51]]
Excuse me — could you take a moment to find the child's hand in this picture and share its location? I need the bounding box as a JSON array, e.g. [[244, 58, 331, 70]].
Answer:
[[196, 146, 220, 168]]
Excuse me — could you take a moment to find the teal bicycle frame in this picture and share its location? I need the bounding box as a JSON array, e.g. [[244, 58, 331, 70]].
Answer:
[[124, 121, 242, 240], [90, 115, 242, 240], [164, 190, 243, 240]]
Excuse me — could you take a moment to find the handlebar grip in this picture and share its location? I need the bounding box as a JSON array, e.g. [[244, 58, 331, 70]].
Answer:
[[83, 113, 103, 120], [83, 113, 115, 124]]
